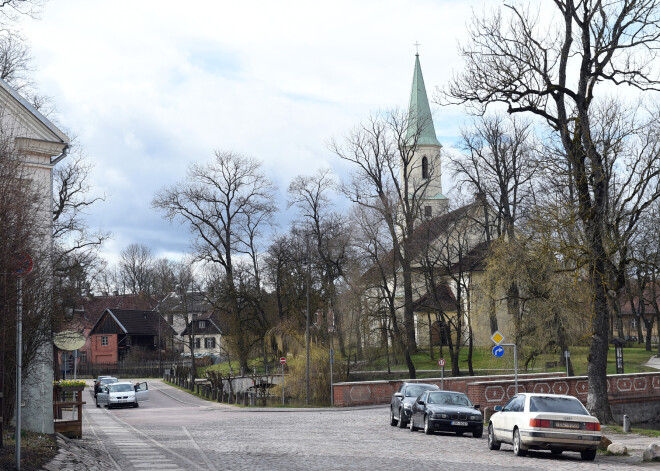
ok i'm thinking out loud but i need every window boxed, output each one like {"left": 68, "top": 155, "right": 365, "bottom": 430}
{"left": 78, "top": 351, "right": 87, "bottom": 363}
{"left": 422, "top": 156, "right": 429, "bottom": 179}
{"left": 205, "top": 338, "right": 216, "bottom": 349}
{"left": 631, "top": 318, "right": 637, "bottom": 329}
{"left": 425, "top": 206, "right": 432, "bottom": 218}
{"left": 194, "top": 338, "right": 201, "bottom": 349}
{"left": 101, "top": 336, "right": 108, "bottom": 346}
{"left": 199, "top": 320, "right": 206, "bottom": 329}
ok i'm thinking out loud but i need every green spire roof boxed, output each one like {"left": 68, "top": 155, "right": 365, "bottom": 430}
{"left": 406, "top": 54, "right": 441, "bottom": 147}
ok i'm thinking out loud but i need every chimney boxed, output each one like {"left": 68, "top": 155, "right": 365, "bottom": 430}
{"left": 113, "top": 290, "right": 119, "bottom": 296}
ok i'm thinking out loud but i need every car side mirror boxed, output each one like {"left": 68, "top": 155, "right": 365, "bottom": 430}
{"left": 418, "top": 400, "right": 425, "bottom": 405}
{"left": 494, "top": 405, "right": 503, "bottom": 412}
{"left": 394, "top": 393, "right": 403, "bottom": 398}
{"left": 474, "top": 404, "right": 480, "bottom": 409}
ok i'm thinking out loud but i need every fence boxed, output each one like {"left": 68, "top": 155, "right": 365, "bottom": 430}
{"left": 74, "top": 361, "right": 173, "bottom": 379}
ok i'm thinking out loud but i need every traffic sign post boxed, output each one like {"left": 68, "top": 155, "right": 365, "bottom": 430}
{"left": 490, "top": 332, "right": 518, "bottom": 394}
{"left": 280, "top": 357, "right": 286, "bottom": 405}
{"left": 438, "top": 359, "right": 445, "bottom": 389}
{"left": 14, "top": 253, "right": 32, "bottom": 471}
{"left": 330, "top": 349, "right": 334, "bottom": 405}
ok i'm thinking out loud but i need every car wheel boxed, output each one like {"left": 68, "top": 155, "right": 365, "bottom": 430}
{"left": 410, "top": 417, "right": 418, "bottom": 432}
{"left": 473, "top": 426, "right": 483, "bottom": 438}
{"left": 580, "top": 449, "right": 596, "bottom": 461}
{"left": 397, "top": 409, "right": 407, "bottom": 428}
{"left": 550, "top": 449, "right": 562, "bottom": 455}
{"left": 487, "top": 423, "right": 500, "bottom": 450}
{"left": 390, "top": 408, "right": 398, "bottom": 426}
{"left": 133, "top": 401, "right": 139, "bottom": 408}
{"left": 424, "top": 415, "right": 433, "bottom": 435}
{"left": 513, "top": 428, "right": 526, "bottom": 457}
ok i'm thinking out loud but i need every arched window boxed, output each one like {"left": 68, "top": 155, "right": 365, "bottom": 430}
{"left": 421, "top": 156, "right": 429, "bottom": 179}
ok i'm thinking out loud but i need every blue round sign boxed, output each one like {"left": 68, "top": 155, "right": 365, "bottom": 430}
{"left": 492, "top": 345, "right": 505, "bottom": 357}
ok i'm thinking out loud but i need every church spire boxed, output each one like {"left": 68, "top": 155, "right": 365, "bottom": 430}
{"left": 406, "top": 53, "right": 441, "bottom": 147}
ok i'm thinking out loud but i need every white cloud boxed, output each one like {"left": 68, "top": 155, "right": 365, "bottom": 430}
{"left": 20, "top": 0, "right": 499, "bottom": 265}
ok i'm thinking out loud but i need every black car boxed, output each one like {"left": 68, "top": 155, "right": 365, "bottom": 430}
{"left": 409, "top": 390, "right": 483, "bottom": 437}
{"left": 390, "top": 382, "right": 439, "bottom": 428}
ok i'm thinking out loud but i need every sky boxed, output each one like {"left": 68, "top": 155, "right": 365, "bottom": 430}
{"left": 19, "top": 0, "right": 500, "bottom": 266}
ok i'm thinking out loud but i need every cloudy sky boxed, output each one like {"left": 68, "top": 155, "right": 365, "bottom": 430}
{"left": 20, "top": 0, "right": 497, "bottom": 266}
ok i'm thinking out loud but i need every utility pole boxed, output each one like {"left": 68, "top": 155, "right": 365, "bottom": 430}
{"left": 305, "top": 238, "right": 310, "bottom": 406}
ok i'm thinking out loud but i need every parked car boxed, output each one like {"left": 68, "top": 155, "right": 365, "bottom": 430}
{"left": 390, "top": 382, "right": 439, "bottom": 428}
{"left": 487, "top": 393, "right": 601, "bottom": 461}
{"left": 93, "top": 376, "right": 118, "bottom": 399}
{"left": 96, "top": 381, "right": 149, "bottom": 409}
{"left": 409, "top": 390, "right": 483, "bottom": 437}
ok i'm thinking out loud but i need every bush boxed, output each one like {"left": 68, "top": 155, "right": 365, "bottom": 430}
{"left": 272, "top": 343, "right": 344, "bottom": 404}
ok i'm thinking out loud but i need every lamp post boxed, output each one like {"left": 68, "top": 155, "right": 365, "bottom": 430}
{"left": 303, "top": 250, "right": 310, "bottom": 406}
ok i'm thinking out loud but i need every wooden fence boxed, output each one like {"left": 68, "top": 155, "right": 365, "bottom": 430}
{"left": 73, "top": 361, "right": 172, "bottom": 378}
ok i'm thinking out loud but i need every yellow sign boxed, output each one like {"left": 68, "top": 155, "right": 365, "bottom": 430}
{"left": 491, "top": 331, "right": 504, "bottom": 345}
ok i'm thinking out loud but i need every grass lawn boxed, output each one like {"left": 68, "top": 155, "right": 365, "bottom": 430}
{"left": 359, "top": 345, "right": 657, "bottom": 377}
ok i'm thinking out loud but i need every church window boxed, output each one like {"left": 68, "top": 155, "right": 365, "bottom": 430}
{"left": 422, "top": 156, "right": 429, "bottom": 179}
{"left": 425, "top": 206, "right": 432, "bottom": 218}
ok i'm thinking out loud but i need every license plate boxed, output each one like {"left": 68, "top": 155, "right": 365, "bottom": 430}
{"left": 555, "top": 421, "right": 579, "bottom": 429}
{"left": 451, "top": 421, "right": 468, "bottom": 426}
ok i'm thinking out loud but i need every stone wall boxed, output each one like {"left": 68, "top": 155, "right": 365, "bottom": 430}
{"left": 334, "top": 372, "right": 660, "bottom": 422}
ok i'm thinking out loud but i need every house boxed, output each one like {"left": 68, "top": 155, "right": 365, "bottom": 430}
{"left": 180, "top": 313, "right": 223, "bottom": 363}
{"left": 0, "top": 77, "right": 70, "bottom": 433}
{"left": 60, "top": 292, "right": 162, "bottom": 368}
{"left": 158, "top": 291, "right": 214, "bottom": 351}
{"left": 88, "top": 308, "right": 176, "bottom": 364}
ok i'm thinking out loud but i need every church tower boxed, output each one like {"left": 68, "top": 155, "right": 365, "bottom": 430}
{"left": 404, "top": 52, "right": 447, "bottom": 218}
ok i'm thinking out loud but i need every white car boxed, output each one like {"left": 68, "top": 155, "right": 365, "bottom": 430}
{"left": 487, "top": 393, "right": 601, "bottom": 461}
{"left": 97, "top": 381, "right": 149, "bottom": 409}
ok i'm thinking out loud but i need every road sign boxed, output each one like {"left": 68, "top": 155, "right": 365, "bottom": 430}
{"left": 280, "top": 357, "right": 286, "bottom": 365}
{"left": 15, "top": 253, "right": 33, "bottom": 277}
{"left": 438, "top": 359, "right": 445, "bottom": 367}
{"left": 492, "top": 345, "right": 505, "bottom": 357}
{"left": 491, "top": 331, "right": 504, "bottom": 345}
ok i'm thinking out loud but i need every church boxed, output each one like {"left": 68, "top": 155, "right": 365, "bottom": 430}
{"left": 361, "top": 52, "right": 511, "bottom": 355}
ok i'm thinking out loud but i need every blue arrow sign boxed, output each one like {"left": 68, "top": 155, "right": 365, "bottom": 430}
{"left": 492, "top": 345, "right": 505, "bottom": 358}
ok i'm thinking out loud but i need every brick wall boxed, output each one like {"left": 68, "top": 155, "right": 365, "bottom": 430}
{"left": 333, "top": 372, "right": 566, "bottom": 407}
{"left": 333, "top": 372, "right": 660, "bottom": 421}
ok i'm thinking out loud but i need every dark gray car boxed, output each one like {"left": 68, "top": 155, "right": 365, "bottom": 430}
{"left": 390, "top": 382, "right": 439, "bottom": 428}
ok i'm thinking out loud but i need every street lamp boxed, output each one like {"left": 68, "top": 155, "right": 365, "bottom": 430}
{"left": 302, "top": 249, "right": 310, "bottom": 406}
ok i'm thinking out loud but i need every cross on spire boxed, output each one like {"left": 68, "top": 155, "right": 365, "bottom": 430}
{"left": 413, "top": 41, "right": 421, "bottom": 55}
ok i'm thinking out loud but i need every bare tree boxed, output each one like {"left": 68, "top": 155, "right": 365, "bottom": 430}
{"left": 118, "top": 243, "right": 155, "bottom": 295}
{"left": 288, "top": 168, "right": 351, "bottom": 354}
{"left": 332, "top": 110, "right": 440, "bottom": 378}
{"left": 153, "top": 150, "right": 276, "bottom": 372}
{"left": 444, "top": 0, "right": 660, "bottom": 422}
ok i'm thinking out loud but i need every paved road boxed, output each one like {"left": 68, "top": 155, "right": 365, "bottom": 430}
{"left": 80, "top": 380, "right": 653, "bottom": 470}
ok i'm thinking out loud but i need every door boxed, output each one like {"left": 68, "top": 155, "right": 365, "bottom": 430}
{"left": 96, "top": 386, "right": 110, "bottom": 406}
{"left": 135, "top": 382, "right": 149, "bottom": 403}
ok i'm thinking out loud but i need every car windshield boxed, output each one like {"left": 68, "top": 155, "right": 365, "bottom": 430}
{"left": 405, "top": 385, "right": 435, "bottom": 397}
{"left": 529, "top": 396, "right": 589, "bottom": 415}
{"left": 101, "top": 378, "right": 118, "bottom": 384}
{"left": 427, "top": 392, "right": 472, "bottom": 406}
{"left": 108, "top": 384, "right": 133, "bottom": 393}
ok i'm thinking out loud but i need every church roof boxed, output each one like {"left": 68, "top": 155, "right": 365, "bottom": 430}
{"left": 406, "top": 54, "right": 441, "bottom": 147}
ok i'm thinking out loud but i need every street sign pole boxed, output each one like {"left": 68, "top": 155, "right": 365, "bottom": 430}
{"left": 281, "top": 362, "right": 284, "bottom": 406}
{"left": 16, "top": 276, "right": 22, "bottom": 471}
{"left": 15, "top": 253, "right": 32, "bottom": 471}
{"left": 330, "top": 348, "right": 334, "bottom": 405}
{"left": 438, "top": 359, "right": 446, "bottom": 390}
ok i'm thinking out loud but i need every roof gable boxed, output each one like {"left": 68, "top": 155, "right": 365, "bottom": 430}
{"left": 0, "top": 77, "right": 69, "bottom": 146}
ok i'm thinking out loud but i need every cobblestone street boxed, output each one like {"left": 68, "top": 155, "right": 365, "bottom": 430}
{"left": 45, "top": 380, "right": 657, "bottom": 471}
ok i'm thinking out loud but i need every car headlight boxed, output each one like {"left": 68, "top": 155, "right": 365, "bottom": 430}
{"left": 470, "top": 415, "right": 481, "bottom": 421}
{"left": 403, "top": 403, "right": 412, "bottom": 409}
{"left": 434, "top": 413, "right": 449, "bottom": 419}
